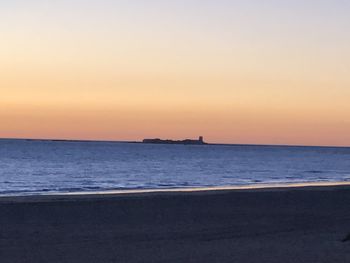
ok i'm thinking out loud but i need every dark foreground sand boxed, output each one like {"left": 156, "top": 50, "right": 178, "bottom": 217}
{"left": 1, "top": 186, "right": 350, "bottom": 263}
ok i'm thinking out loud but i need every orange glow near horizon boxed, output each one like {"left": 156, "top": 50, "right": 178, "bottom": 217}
{"left": 1, "top": 1, "right": 350, "bottom": 146}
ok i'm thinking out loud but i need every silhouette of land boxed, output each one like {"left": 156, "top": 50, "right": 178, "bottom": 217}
{"left": 143, "top": 136, "right": 207, "bottom": 145}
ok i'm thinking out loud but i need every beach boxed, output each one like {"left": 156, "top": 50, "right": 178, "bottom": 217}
{"left": 1, "top": 185, "right": 350, "bottom": 262}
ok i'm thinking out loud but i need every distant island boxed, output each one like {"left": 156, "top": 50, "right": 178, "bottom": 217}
{"left": 143, "top": 136, "right": 207, "bottom": 145}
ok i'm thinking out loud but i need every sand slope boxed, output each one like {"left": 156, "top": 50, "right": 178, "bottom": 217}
{"left": 1, "top": 186, "right": 350, "bottom": 262}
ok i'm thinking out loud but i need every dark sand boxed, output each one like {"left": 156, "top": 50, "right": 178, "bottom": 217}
{"left": 1, "top": 186, "right": 350, "bottom": 262}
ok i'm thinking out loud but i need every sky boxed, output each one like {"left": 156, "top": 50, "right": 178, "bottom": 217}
{"left": 1, "top": 0, "right": 350, "bottom": 146}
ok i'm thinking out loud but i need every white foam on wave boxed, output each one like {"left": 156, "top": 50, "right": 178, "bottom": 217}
{"left": 55, "top": 181, "right": 350, "bottom": 196}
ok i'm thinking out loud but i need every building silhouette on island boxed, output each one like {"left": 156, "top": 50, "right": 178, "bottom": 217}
{"left": 143, "top": 136, "right": 207, "bottom": 145}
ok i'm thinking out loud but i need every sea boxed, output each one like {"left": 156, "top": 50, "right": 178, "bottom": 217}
{"left": 0, "top": 139, "right": 350, "bottom": 196}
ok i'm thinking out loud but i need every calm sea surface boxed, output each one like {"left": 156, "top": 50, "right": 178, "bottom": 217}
{"left": 0, "top": 139, "right": 350, "bottom": 196}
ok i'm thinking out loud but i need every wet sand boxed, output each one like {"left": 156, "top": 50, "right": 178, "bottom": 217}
{"left": 1, "top": 185, "right": 350, "bottom": 262}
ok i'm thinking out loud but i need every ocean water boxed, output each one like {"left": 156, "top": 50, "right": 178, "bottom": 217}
{"left": 0, "top": 139, "right": 350, "bottom": 196}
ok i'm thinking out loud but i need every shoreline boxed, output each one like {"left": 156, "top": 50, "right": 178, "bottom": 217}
{"left": 1, "top": 181, "right": 350, "bottom": 200}
{"left": 0, "top": 182, "right": 350, "bottom": 204}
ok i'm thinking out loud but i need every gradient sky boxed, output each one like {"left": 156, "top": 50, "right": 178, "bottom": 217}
{"left": 1, "top": 0, "right": 350, "bottom": 146}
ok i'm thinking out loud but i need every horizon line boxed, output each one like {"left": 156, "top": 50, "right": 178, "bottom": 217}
{"left": 0, "top": 137, "right": 349, "bottom": 149}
